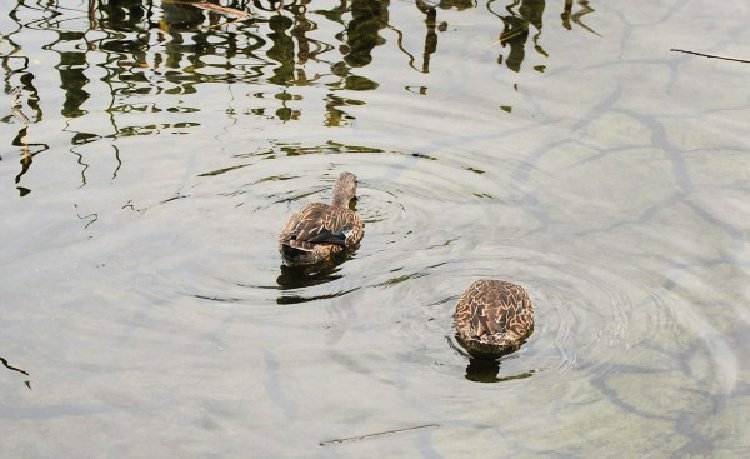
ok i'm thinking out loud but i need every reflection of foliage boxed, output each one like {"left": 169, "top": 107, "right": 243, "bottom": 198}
{"left": 57, "top": 32, "right": 90, "bottom": 118}
{"left": 3, "top": 3, "right": 47, "bottom": 196}
{"left": 2, "top": 0, "right": 599, "bottom": 193}
{"left": 274, "top": 90, "right": 301, "bottom": 121}
{"left": 493, "top": 0, "right": 546, "bottom": 73}
{"left": 439, "top": 0, "right": 474, "bottom": 11}
{"left": 345, "top": 0, "right": 389, "bottom": 68}
{"left": 490, "top": 0, "right": 597, "bottom": 73}
{"left": 324, "top": 94, "right": 364, "bottom": 127}
{"left": 561, "top": 0, "right": 599, "bottom": 36}
{"left": 267, "top": 14, "right": 296, "bottom": 85}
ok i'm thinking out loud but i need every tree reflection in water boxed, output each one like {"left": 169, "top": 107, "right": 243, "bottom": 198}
{"left": 2, "top": 0, "right": 597, "bottom": 194}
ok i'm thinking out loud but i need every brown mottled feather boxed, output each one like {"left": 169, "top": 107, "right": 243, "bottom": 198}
{"left": 454, "top": 279, "right": 534, "bottom": 358}
{"left": 279, "top": 174, "right": 364, "bottom": 265}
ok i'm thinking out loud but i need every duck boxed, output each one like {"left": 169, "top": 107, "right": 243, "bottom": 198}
{"left": 279, "top": 172, "right": 364, "bottom": 266}
{"left": 454, "top": 279, "right": 534, "bottom": 358}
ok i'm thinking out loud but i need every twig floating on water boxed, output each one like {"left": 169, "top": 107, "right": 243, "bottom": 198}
{"left": 1, "top": 356, "right": 31, "bottom": 390}
{"left": 670, "top": 48, "right": 750, "bottom": 64}
{"left": 320, "top": 423, "right": 439, "bottom": 446}
{"left": 192, "top": 2, "right": 251, "bottom": 20}
{"left": 0, "top": 357, "right": 29, "bottom": 376}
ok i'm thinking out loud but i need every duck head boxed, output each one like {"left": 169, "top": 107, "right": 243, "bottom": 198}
{"left": 331, "top": 172, "right": 357, "bottom": 208}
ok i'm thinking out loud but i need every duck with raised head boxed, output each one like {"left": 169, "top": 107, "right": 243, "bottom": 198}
{"left": 454, "top": 279, "right": 534, "bottom": 358}
{"left": 279, "top": 172, "right": 364, "bottom": 266}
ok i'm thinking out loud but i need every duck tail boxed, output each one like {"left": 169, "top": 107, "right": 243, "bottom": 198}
{"left": 283, "top": 239, "right": 315, "bottom": 252}
{"left": 280, "top": 243, "right": 311, "bottom": 257}
{"left": 280, "top": 241, "right": 322, "bottom": 266}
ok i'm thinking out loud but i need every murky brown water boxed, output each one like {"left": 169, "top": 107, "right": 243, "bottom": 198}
{"left": 2, "top": 0, "right": 750, "bottom": 456}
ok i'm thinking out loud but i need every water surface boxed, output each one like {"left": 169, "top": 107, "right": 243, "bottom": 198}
{"left": 2, "top": 0, "right": 750, "bottom": 456}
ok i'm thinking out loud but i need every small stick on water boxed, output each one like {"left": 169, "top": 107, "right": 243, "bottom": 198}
{"left": 670, "top": 48, "right": 750, "bottom": 64}
{"left": 1, "top": 356, "right": 31, "bottom": 390}
{"left": 320, "top": 423, "right": 439, "bottom": 446}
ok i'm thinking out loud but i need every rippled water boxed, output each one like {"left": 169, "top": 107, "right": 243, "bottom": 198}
{"left": 2, "top": 0, "right": 750, "bottom": 456}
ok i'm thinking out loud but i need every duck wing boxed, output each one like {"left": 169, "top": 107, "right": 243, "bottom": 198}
{"left": 280, "top": 203, "right": 362, "bottom": 248}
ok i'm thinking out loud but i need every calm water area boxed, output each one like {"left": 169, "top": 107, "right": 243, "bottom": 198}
{"left": 2, "top": 0, "right": 750, "bottom": 456}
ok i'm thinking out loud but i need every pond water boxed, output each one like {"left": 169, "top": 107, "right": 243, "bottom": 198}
{"left": 2, "top": 0, "right": 750, "bottom": 456}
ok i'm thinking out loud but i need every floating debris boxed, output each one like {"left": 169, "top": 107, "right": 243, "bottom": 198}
{"left": 320, "top": 424, "right": 439, "bottom": 446}
{"left": 670, "top": 48, "right": 750, "bottom": 64}
{"left": 191, "top": 2, "right": 251, "bottom": 20}
{"left": 1, "top": 356, "right": 31, "bottom": 390}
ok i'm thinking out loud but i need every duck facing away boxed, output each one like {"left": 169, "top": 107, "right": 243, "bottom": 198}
{"left": 279, "top": 172, "right": 364, "bottom": 266}
{"left": 454, "top": 280, "right": 534, "bottom": 358}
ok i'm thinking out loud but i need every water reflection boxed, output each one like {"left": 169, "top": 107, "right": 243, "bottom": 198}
{"left": 276, "top": 261, "right": 343, "bottom": 290}
{"left": 464, "top": 357, "right": 501, "bottom": 382}
{"left": 345, "top": 0, "right": 388, "bottom": 68}
{"left": 464, "top": 357, "right": 535, "bottom": 383}
{"left": 56, "top": 32, "right": 90, "bottom": 118}
{"left": 561, "top": 0, "right": 597, "bottom": 35}
{"left": 3, "top": 0, "right": 597, "bottom": 194}
{"left": 447, "top": 331, "right": 536, "bottom": 383}
{"left": 276, "top": 260, "right": 361, "bottom": 305}
{"left": 493, "top": 0, "right": 547, "bottom": 73}
{"left": 2, "top": 4, "right": 45, "bottom": 195}
{"left": 6, "top": 89, "right": 47, "bottom": 196}
{"left": 489, "top": 0, "right": 596, "bottom": 73}
{"left": 414, "top": 0, "right": 437, "bottom": 73}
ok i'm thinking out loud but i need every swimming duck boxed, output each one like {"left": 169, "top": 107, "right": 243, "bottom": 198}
{"left": 454, "top": 279, "right": 534, "bottom": 358}
{"left": 279, "top": 172, "right": 364, "bottom": 266}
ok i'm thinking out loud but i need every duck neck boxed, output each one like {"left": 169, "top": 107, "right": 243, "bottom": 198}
{"left": 331, "top": 192, "right": 351, "bottom": 209}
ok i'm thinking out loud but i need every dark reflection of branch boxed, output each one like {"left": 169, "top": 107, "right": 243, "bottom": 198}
{"left": 88, "top": 0, "right": 97, "bottom": 26}
{"left": 70, "top": 145, "right": 90, "bottom": 188}
{"left": 570, "top": 0, "right": 599, "bottom": 36}
{"left": 488, "top": 0, "right": 546, "bottom": 73}
{"left": 112, "top": 145, "right": 122, "bottom": 180}
{"left": 386, "top": 24, "right": 419, "bottom": 72}
{"left": 4, "top": 3, "right": 56, "bottom": 197}
{"left": 2, "top": 11, "right": 24, "bottom": 95}
{"left": 415, "top": 0, "right": 438, "bottom": 73}
{"left": 3, "top": 4, "right": 43, "bottom": 123}
{"left": 562, "top": 0, "right": 600, "bottom": 36}
{"left": 74, "top": 203, "right": 98, "bottom": 229}
{"left": 11, "top": 125, "right": 50, "bottom": 196}
{"left": 561, "top": 0, "right": 572, "bottom": 29}
{"left": 486, "top": 0, "right": 598, "bottom": 77}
